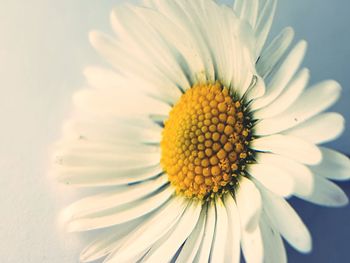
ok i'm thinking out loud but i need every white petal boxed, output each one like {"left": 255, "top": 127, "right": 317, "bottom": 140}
{"left": 251, "top": 134, "right": 322, "bottom": 165}
{"left": 106, "top": 197, "right": 187, "bottom": 262}
{"left": 175, "top": 208, "right": 206, "bottom": 263}
{"left": 224, "top": 194, "right": 241, "bottom": 263}
{"left": 62, "top": 116, "right": 162, "bottom": 145}
{"left": 311, "top": 147, "right": 350, "bottom": 181}
{"left": 284, "top": 113, "right": 345, "bottom": 145}
{"left": 254, "top": 0, "right": 277, "bottom": 56}
{"left": 67, "top": 186, "right": 173, "bottom": 232}
{"left": 234, "top": 0, "right": 259, "bottom": 28}
{"left": 254, "top": 68, "right": 310, "bottom": 119}
{"left": 252, "top": 40, "right": 307, "bottom": 110}
{"left": 79, "top": 220, "right": 141, "bottom": 262}
{"left": 260, "top": 188, "right": 312, "bottom": 253}
{"left": 235, "top": 177, "right": 262, "bottom": 231}
{"left": 111, "top": 5, "right": 191, "bottom": 90}
{"left": 210, "top": 199, "right": 228, "bottom": 263}
{"left": 73, "top": 87, "right": 171, "bottom": 117}
{"left": 256, "top": 27, "right": 294, "bottom": 78}
{"left": 255, "top": 80, "right": 342, "bottom": 135}
{"left": 241, "top": 226, "right": 263, "bottom": 263}
{"left": 83, "top": 66, "right": 126, "bottom": 89}
{"left": 138, "top": 0, "right": 213, "bottom": 83}
{"left": 248, "top": 163, "right": 294, "bottom": 197}
{"left": 62, "top": 176, "right": 168, "bottom": 220}
{"left": 259, "top": 212, "right": 287, "bottom": 263}
{"left": 297, "top": 175, "right": 348, "bottom": 207}
{"left": 89, "top": 31, "right": 180, "bottom": 104}
{"left": 194, "top": 202, "right": 216, "bottom": 263}
{"left": 256, "top": 153, "right": 314, "bottom": 196}
{"left": 55, "top": 165, "right": 163, "bottom": 187}
{"left": 144, "top": 202, "right": 202, "bottom": 263}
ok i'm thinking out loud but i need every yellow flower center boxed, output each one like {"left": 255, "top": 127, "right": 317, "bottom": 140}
{"left": 161, "top": 82, "right": 252, "bottom": 200}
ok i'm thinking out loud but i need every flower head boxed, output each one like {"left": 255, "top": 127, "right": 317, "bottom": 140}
{"left": 53, "top": 0, "right": 350, "bottom": 262}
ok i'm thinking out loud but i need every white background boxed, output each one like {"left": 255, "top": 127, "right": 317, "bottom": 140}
{"left": 0, "top": 0, "right": 349, "bottom": 262}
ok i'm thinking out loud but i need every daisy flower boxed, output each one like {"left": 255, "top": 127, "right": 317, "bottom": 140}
{"left": 52, "top": 0, "right": 350, "bottom": 262}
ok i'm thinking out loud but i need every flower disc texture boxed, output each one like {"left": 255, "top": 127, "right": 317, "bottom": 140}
{"left": 52, "top": 0, "right": 350, "bottom": 262}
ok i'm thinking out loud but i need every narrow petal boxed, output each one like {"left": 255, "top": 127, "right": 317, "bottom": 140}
{"left": 67, "top": 186, "right": 174, "bottom": 232}
{"left": 251, "top": 134, "right": 322, "bottom": 165}
{"left": 297, "top": 175, "right": 348, "bottom": 207}
{"left": 255, "top": 0, "right": 277, "bottom": 56}
{"left": 254, "top": 68, "right": 309, "bottom": 119}
{"left": 62, "top": 176, "right": 168, "bottom": 220}
{"left": 260, "top": 188, "right": 312, "bottom": 253}
{"left": 105, "top": 197, "right": 187, "bottom": 262}
{"left": 259, "top": 212, "right": 287, "bottom": 263}
{"left": 176, "top": 208, "right": 206, "bottom": 263}
{"left": 255, "top": 80, "right": 342, "bottom": 135}
{"left": 235, "top": 177, "right": 262, "bottom": 231}
{"left": 248, "top": 163, "right": 294, "bottom": 197}
{"left": 311, "top": 147, "right": 350, "bottom": 181}
{"left": 252, "top": 40, "right": 307, "bottom": 110}
{"left": 55, "top": 165, "right": 163, "bottom": 187}
{"left": 210, "top": 199, "right": 229, "bottom": 263}
{"left": 256, "top": 27, "right": 294, "bottom": 78}
{"left": 144, "top": 202, "right": 202, "bottom": 263}
{"left": 224, "top": 194, "right": 241, "bottom": 263}
{"left": 194, "top": 202, "right": 216, "bottom": 262}
{"left": 284, "top": 113, "right": 345, "bottom": 144}
{"left": 235, "top": 0, "right": 259, "bottom": 28}
{"left": 73, "top": 86, "right": 171, "bottom": 117}
{"left": 79, "top": 220, "right": 141, "bottom": 262}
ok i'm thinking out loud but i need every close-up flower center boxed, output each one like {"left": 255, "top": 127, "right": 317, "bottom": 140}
{"left": 161, "top": 82, "right": 254, "bottom": 200}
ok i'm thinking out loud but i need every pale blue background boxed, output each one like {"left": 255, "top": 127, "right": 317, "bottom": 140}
{"left": 0, "top": 0, "right": 349, "bottom": 262}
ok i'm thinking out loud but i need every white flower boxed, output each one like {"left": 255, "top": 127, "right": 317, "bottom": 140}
{"left": 52, "top": 0, "right": 350, "bottom": 262}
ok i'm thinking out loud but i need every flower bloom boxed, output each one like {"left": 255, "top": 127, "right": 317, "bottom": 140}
{"left": 52, "top": 0, "right": 350, "bottom": 262}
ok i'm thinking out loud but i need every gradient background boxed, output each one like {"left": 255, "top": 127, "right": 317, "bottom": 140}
{"left": 0, "top": 0, "right": 349, "bottom": 262}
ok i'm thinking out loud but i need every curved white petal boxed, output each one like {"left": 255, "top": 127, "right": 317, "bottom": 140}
{"left": 235, "top": 177, "right": 262, "bottom": 231}
{"left": 176, "top": 208, "right": 206, "bottom": 263}
{"left": 105, "top": 197, "right": 187, "bottom": 262}
{"left": 234, "top": 0, "right": 259, "bottom": 29}
{"left": 62, "top": 116, "right": 162, "bottom": 145}
{"left": 256, "top": 27, "right": 294, "bottom": 78}
{"left": 252, "top": 40, "right": 307, "bottom": 110}
{"left": 55, "top": 165, "right": 163, "bottom": 187}
{"left": 73, "top": 87, "right": 171, "bottom": 117}
{"left": 210, "top": 199, "right": 228, "bottom": 263}
{"left": 194, "top": 202, "right": 216, "bottom": 263}
{"left": 62, "top": 176, "right": 168, "bottom": 220}
{"left": 260, "top": 188, "right": 312, "bottom": 253}
{"left": 224, "top": 194, "right": 241, "bottom": 263}
{"left": 111, "top": 5, "right": 191, "bottom": 90}
{"left": 251, "top": 134, "right": 322, "bottom": 165}
{"left": 67, "top": 186, "right": 173, "bottom": 232}
{"left": 79, "top": 220, "right": 141, "bottom": 262}
{"left": 256, "top": 153, "right": 314, "bottom": 196}
{"left": 255, "top": 80, "right": 342, "bottom": 135}
{"left": 90, "top": 31, "right": 181, "bottom": 104}
{"left": 248, "top": 163, "right": 294, "bottom": 197}
{"left": 254, "top": 0, "right": 277, "bottom": 56}
{"left": 284, "top": 112, "right": 345, "bottom": 144}
{"left": 311, "top": 147, "right": 350, "bottom": 181}
{"left": 297, "top": 175, "right": 348, "bottom": 207}
{"left": 241, "top": 226, "right": 263, "bottom": 263}
{"left": 144, "top": 202, "right": 202, "bottom": 263}
{"left": 83, "top": 66, "right": 126, "bottom": 89}
{"left": 254, "top": 68, "right": 309, "bottom": 119}
{"left": 259, "top": 212, "right": 287, "bottom": 263}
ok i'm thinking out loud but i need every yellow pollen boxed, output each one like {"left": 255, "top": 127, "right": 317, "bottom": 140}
{"left": 161, "top": 82, "right": 251, "bottom": 200}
